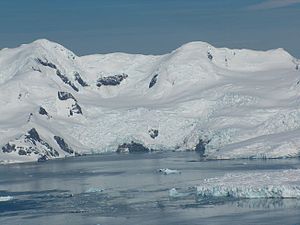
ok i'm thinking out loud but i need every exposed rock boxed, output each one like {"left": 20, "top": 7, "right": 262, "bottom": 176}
{"left": 117, "top": 141, "right": 150, "bottom": 153}
{"left": 27, "top": 113, "right": 33, "bottom": 122}
{"left": 2, "top": 143, "right": 16, "bottom": 153}
{"left": 149, "top": 74, "right": 158, "bottom": 88}
{"left": 96, "top": 73, "right": 128, "bottom": 87}
{"left": 41, "top": 141, "right": 59, "bottom": 157}
{"left": 70, "top": 103, "right": 82, "bottom": 115}
{"left": 207, "top": 52, "right": 213, "bottom": 61}
{"left": 36, "top": 58, "right": 57, "bottom": 69}
{"left": 56, "top": 70, "right": 79, "bottom": 92}
{"left": 39, "top": 106, "right": 49, "bottom": 117}
{"left": 195, "top": 139, "right": 210, "bottom": 156}
{"left": 296, "top": 65, "right": 299, "bottom": 70}
{"left": 32, "top": 66, "right": 41, "bottom": 72}
{"left": 74, "top": 72, "right": 89, "bottom": 87}
{"left": 2, "top": 128, "right": 60, "bottom": 159}
{"left": 54, "top": 136, "right": 74, "bottom": 154}
{"left": 25, "top": 128, "right": 59, "bottom": 157}
{"left": 25, "top": 128, "right": 41, "bottom": 144}
{"left": 57, "top": 91, "right": 77, "bottom": 101}
{"left": 57, "top": 92, "right": 82, "bottom": 116}
{"left": 36, "top": 58, "right": 79, "bottom": 92}
{"left": 148, "top": 129, "right": 159, "bottom": 139}
{"left": 18, "top": 149, "right": 27, "bottom": 155}
{"left": 38, "top": 155, "right": 48, "bottom": 162}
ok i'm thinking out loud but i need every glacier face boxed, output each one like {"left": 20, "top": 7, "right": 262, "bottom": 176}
{"left": 0, "top": 39, "right": 300, "bottom": 163}
{"left": 196, "top": 169, "right": 300, "bottom": 199}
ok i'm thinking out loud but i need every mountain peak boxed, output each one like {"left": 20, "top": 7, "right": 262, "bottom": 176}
{"left": 175, "top": 41, "right": 293, "bottom": 57}
{"left": 29, "top": 39, "right": 76, "bottom": 57}
{"left": 32, "top": 38, "right": 55, "bottom": 46}
{"left": 1, "top": 39, "right": 300, "bottom": 163}
{"left": 176, "top": 41, "right": 213, "bottom": 51}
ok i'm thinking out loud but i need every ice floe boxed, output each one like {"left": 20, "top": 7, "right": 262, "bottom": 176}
{"left": 158, "top": 168, "right": 181, "bottom": 175}
{"left": 85, "top": 187, "right": 104, "bottom": 193}
{"left": 0, "top": 196, "right": 14, "bottom": 202}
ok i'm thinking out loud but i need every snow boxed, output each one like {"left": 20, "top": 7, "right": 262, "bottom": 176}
{"left": 0, "top": 39, "right": 300, "bottom": 163}
{"left": 196, "top": 169, "right": 300, "bottom": 199}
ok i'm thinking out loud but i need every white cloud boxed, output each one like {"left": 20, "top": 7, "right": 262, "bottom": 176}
{"left": 248, "top": 0, "right": 300, "bottom": 10}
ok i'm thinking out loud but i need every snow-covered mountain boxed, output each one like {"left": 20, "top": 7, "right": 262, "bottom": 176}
{"left": 1, "top": 39, "right": 300, "bottom": 163}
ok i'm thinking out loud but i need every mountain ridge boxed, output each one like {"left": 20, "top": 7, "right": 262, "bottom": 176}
{"left": 0, "top": 39, "right": 300, "bottom": 164}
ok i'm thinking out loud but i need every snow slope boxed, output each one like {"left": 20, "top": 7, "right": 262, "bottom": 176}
{"left": 0, "top": 39, "right": 300, "bottom": 163}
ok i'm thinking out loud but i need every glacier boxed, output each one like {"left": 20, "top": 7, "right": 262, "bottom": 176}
{"left": 0, "top": 39, "right": 300, "bottom": 163}
{"left": 196, "top": 169, "right": 300, "bottom": 199}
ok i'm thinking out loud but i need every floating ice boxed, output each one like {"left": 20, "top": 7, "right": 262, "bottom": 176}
{"left": 158, "top": 168, "right": 181, "bottom": 175}
{"left": 85, "top": 187, "right": 104, "bottom": 193}
{"left": 169, "top": 188, "right": 191, "bottom": 198}
{"left": 196, "top": 169, "right": 300, "bottom": 199}
{"left": 169, "top": 188, "right": 181, "bottom": 197}
{"left": 0, "top": 196, "right": 13, "bottom": 202}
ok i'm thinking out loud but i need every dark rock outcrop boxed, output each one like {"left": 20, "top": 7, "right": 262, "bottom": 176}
{"left": 25, "top": 128, "right": 59, "bottom": 157}
{"left": 25, "top": 128, "right": 41, "bottom": 144}
{"left": 36, "top": 58, "right": 79, "bottom": 92}
{"left": 74, "top": 72, "right": 89, "bottom": 87}
{"left": 54, "top": 136, "right": 74, "bottom": 154}
{"left": 117, "top": 141, "right": 150, "bottom": 153}
{"left": 69, "top": 103, "right": 82, "bottom": 116}
{"left": 58, "top": 91, "right": 77, "bottom": 101}
{"left": 18, "top": 149, "right": 27, "bottom": 155}
{"left": 56, "top": 70, "right": 79, "bottom": 92}
{"left": 38, "top": 155, "right": 48, "bottom": 162}
{"left": 195, "top": 139, "right": 210, "bottom": 156}
{"left": 27, "top": 113, "right": 33, "bottom": 122}
{"left": 148, "top": 129, "right": 159, "bottom": 139}
{"left": 57, "top": 92, "right": 82, "bottom": 116}
{"left": 2, "top": 128, "right": 59, "bottom": 159}
{"left": 149, "top": 74, "right": 158, "bottom": 88}
{"left": 41, "top": 141, "right": 59, "bottom": 157}
{"left": 207, "top": 52, "right": 213, "bottom": 61}
{"left": 39, "top": 106, "right": 49, "bottom": 117}
{"left": 32, "top": 66, "right": 41, "bottom": 73}
{"left": 2, "top": 143, "right": 16, "bottom": 153}
{"left": 36, "top": 58, "right": 57, "bottom": 69}
{"left": 96, "top": 73, "right": 128, "bottom": 87}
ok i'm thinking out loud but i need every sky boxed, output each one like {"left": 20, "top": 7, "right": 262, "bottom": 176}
{"left": 0, "top": 0, "right": 300, "bottom": 57}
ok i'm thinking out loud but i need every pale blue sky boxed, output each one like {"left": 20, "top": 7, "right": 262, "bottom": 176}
{"left": 0, "top": 0, "right": 299, "bottom": 57}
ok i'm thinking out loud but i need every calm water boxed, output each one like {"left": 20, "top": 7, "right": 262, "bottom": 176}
{"left": 0, "top": 152, "right": 300, "bottom": 225}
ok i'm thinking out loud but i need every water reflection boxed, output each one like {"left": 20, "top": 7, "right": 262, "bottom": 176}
{"left": 1, "top": 152, "right": 300, "bottom": 225}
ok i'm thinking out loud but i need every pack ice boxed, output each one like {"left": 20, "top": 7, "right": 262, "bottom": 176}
{"left": 0, "top": 39, "right": 300, "bottom": 163}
